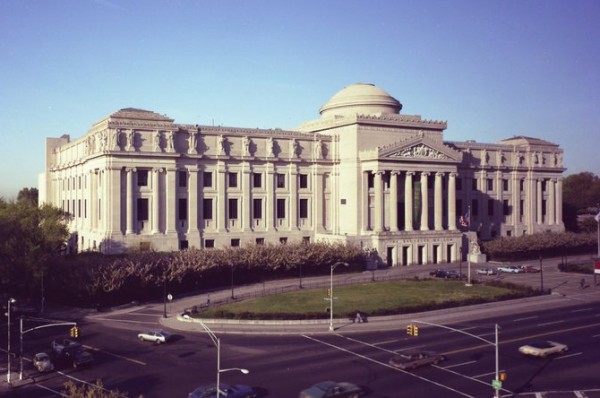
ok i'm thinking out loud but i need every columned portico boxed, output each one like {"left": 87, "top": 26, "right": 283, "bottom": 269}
{"left": 420, "top": 172, "right": 430, "bottom": 231}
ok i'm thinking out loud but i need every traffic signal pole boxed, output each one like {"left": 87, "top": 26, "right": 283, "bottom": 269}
{"left": 19, "top": 320, "right": 77, "bottom": 380}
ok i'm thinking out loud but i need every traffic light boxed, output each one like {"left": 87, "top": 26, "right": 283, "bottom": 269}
{"left": 70, "top": 326, "right": 79, "bottom": 338}
{"left": 406, "top": 324, "right": 414, "bottom": 336}
{"left": 327, "top": 288, "right": 331, "bottom": 297}
{"left": 499, "top": 372, "right": 507, "bottom": 381}
{"left": 413, "top": 325, "right": 419, "bottom": 336}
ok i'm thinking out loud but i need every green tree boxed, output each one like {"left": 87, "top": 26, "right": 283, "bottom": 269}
{"left": 0, "top": 199, "right": 70, "bottom": 296}
{"left": 17, "top": 187, "right": 38, "bottom": 206}
{"left": 62, "top": 380, "right": 130, "bottom": 398}
{"left": 562, "top": 172, "right": 600, "bottom": 231}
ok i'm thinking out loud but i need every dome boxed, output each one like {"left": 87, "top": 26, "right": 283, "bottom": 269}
{"left": 319, "top": 83, "right": 402, "bottom": 117}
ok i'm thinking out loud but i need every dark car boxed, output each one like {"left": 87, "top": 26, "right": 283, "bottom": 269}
{"left": 429, "top": 269, "right": 449, "bottom": 278}
{"left": 50, "top": 339, "right": 93, "bottom": 369}
{"left": 519, "top": 265, "right": 541, "bottom": 273}
{"left": 188, "top": 383, "right": 257, "bottom": 398}
{"left": 299, "top": 381, "right": 363, "bottom": 398}
{"left": 388, "top": 351, "right": 446, "bottom": 370}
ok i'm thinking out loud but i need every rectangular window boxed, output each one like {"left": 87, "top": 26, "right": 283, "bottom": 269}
{"left": 228, "top": 198, "right": 238, "bottom": 219}
{"left": 299, "top": 173, "right": 308, "bottom": 189}
{"left": 367, "top": 173, "right": 374, "bottom": 189}
{"left": 503, "top": 179, "right": 509, "bottom": 191}
{"left": 228, "top": 172, "right": 238, "bottom": 188}
{"left": 78, "top": 199, "right": 81, "bottom": 217}
{"left": 276, "top": 173, "right": 286, "bottom": 188}
{"left": 520, "top": 179, "right": 525, "bottom": 192}
{"left": 203, "top": 172, "right": 213, "bottom": 188}
{"left": 520, "top": 199, "right": 524, "bottom": 216}
{"left": 253, "top": 198, "right": 262, "bottom": 219}
{"left": 138, "top": 170, "right": 149, "bottom": 186}
{"left": 98, "top": 198, "right": 101, "bottom": 220}
{"left": 203, "top": 198, "right": 213, "bottom": 220}
{"left": 178, "top": 198, "right": 187, "bottom": 220}
{"left": 302, "top": 236, "right": 310, "bottom": 244}
{"left": 456, "top": 199, "right": 463, "bottom": 215}
{"left": 471, "top": 199, "right": 479, "bottom": 216}
{"left": 299, "top": 198, "right": 309, "bottom": 218}
{"left": 487, "top": 178, "right": 493, "bottom": 191}
{"left": 503, "top": 199, "right": 510, "bottom": 215}
{"left": 456, "top": 177, "right": 462, "bottom": 191}
{"left": 231, "top": 238, "right": 240, "bottom": 247}
{"left": 84, "top": 199, "right": 87, "bottom": 218}
{"left": 471, "top": 178, "right": 477, "bottom": 191}
{"left": 276, "top": 198, "right": 286, "bottom": 219}
{"left": 179, "top": 171, "right": 187, "bottom": 188}
{"left": 488, "top": 199, "right": 494, "bottom": 216}
{"left": 137, "top": 198, "right": 149, "bottom": 221}
{"left": 205, "top": 239, "right": 214, "bottom": 248}
{"left": 256, "top": 238, "right": 264, "bottom": 245}
{"left": 253, "top": 173, "right": 262, "bottom": 188}
{"left": 279, "top": 237, "right": 287, "bottom": 244}
{"left": 78, "top": 176, "right": 81, "bottom": 189}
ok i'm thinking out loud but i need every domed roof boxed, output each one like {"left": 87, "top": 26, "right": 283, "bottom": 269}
{"left": 319, "top": 83, "right": 402, "bottom": 117}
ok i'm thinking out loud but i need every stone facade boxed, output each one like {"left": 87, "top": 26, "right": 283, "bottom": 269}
{"left": 39, "top": 84, "right": 565, "bottom": 266}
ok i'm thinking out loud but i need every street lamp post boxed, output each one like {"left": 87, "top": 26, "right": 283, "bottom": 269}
{"left": 329, "top": 261, "right": 349, "bottom": 332}
{"left": 6, "top": 298, "right": 16, "bottom": 383}
{"left": 539, "top": 255, "right": 544, "bottom": 292}
{"left": 196, "top": 319, "right": 249, "bottom": 398}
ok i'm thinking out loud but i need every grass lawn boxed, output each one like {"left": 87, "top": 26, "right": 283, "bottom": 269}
{"left": 196, "top": 280, "right": 531, "bottom": 319}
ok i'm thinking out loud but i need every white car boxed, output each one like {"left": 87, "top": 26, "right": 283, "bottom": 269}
{"left": 137, "top": 330, "right": 172, "bottom": 344}
{"left": 519, "top": 341, "right": 568, "bottom": 357}
{"left": 497, "top": 265, "right": 523, "bottom": 273}
{"left": 33, "top": 352, "right": 54, "bottom": 372}
{"left": 476, "top": 267, "right": 497, "bottom": 276}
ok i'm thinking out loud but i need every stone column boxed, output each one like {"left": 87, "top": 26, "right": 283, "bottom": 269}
{"left": 90, "top": 170, "right": 97, "bottom": 231}
{"left": 448, "top": 172, "right": 457, "bottom": 230}
{"left": 390, "top": 171, "right": 399, "bottom": 232}
{"left": 537, "top": 179, "right": 543, "bottom": 224}
{"left": 434, "top": 172, "right": 443, "bottom": 231}
{"left": 548, "top": 178, "right": 556, "bottom": 225}
{"left": 362, "top": 171, "right": 370, "bottom": 232}
{"left": 166, "top": 167, "right": 177, "bottom": 234}
{"left": 188, "top": 167, "right": 199, "bottom": 234}
{"left": 404, "top": 171, "right": 414, "bottom": 231}
{"left": 420, "top": 172, "right": 430, "bottom": 231}
{"left": 242, "top": 166, "right": 251, "bottom": 231}
{"left": 290, "top": 166, "right": 298, "bottom": 230}
{"left": 556, "top": 178, "right": 563, "bottom": 225}
{"left": 152, "top": 168, "right": 162, "bottom": 234}
{"left": 374, "top": 170, "right": 384, "bottom": 233}
{"left": 216, "top": 165, "right": 226, "bottom": 232}
{"left": 266, "top": 165, "right": 275, "bottom": 231}
{"left": 315, "top": 170, "right": 325, "bottom": 232}
{"left": 107, "top": 167, "right": 122, "bottom": 235}
{"left": 126, "top": 168, "right": 136, "bottom": 235}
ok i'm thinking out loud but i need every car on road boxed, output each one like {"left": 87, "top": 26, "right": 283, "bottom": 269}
{"left": 445, "top": 270, "right": 464, "bottom": 280}
{"left": 50, "top": 339, "right": 94, "bottom": 368}
{"left": 188, "top": 383, "right": 257, "bottom": 398}
{"left": 299, "top": 381, "right": 363, "bottom": 398}
{"left": 388, "top": 351, "right": 446, "bottom": 370}
{"left": 137, "top": 330, "right": 172, "bottom": 344}
{"left": 497, "top": 265, "right": 524, "bottom": 273}
{"left": 519, "top": 341, "right": 568, "bottom": 357}
{"left": 33, "top": 352, "right": 54, "bottom": 372}
{"left": 476, "top": 267, "right": 497, "bottom": 276}
{"left": 519, "top": 265, "right": 541, "bottom": 273}
{"left": 429, "top": 269, "right": 448, "bottom": 278}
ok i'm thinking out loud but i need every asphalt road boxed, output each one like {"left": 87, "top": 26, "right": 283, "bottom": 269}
{"left": 2, "top": 301, "right": 600, "bottom": 397}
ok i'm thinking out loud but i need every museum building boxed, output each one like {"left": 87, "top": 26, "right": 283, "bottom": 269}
{"left": 39, "top": 83, "right": 565, "bottom": 266}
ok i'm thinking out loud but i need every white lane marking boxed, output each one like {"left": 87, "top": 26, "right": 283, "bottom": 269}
{"left": 570, "top": 307, "right": 594, "bottom": 313}
{"left": 555, "top": 352, "right": 582, "bottom": 360}
{"left": 592, "top": 333, "right": 600, "bottom": 338}
{"left": 472, "top": 370, "right": 506, "bottom": 379}
{"left": 371, "top": 338, "right": 403, "bottom": 346}
{"left": 36, "top": 383, "right": 70, "bottom": 397}
{"left": 537, "top": 320, "right": 565, "bottom": 327}
{"left": 443, "top": 360, "right": 477, "bottom": 369}
{"left": 303, "top": 334, "right": 477, "bottom": 398}
{"left": 513, "top": 316, "right": 539, "bottom": 322}
{"left": 92, "top": 317, "right": 157, "bottom": 325}
{"left": 336, "top": 335, "right": 398, "bottom": 354}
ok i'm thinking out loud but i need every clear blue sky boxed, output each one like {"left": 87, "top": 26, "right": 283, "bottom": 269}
{"left": 1, "top": 0, "right": 599, "bottom": 200}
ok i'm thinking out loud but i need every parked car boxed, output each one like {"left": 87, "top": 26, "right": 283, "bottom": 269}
{"left": 497, "top": 265, "right": 524, "bottom": 273}
{"left": 519, "top": 341, "right": 568, "bottom": 357}
{"left": 445, "top": 270, "right": 464, "bottom": 280}
{"left": 299, "top": 381, "right": 363, "bottom": 398}
{"left": 519, "top": 265, "right": 541, "bottom": 273}
{"left": 429, "top": 269, "right": 449, "bottom": 278}
{"left": 50, "top": 339, "right": 93, "bottom": 368}
{"left": 137, "top": 330, "right": 172, "bottom": 344}
{"left": 188, "top": 383, "right": 257, "bottom": 398}
{"left": 476, "top": 267, "right": 497, "bottom": 276}
{"left": 33, "top": 352, "right": 54, "bottom": 372}
{"left": 388, "top": 351, "right": 446, "bottom": 370}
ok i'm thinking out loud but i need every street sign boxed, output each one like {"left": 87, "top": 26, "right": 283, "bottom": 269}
{"left": 594, "top": 261, "right": 600, "bottom": 275}
{"left": 167, "top": 294, "right": 173, "bottom": 301}
{"left": 492, "top": 379, "right": 502, "bottom": 390}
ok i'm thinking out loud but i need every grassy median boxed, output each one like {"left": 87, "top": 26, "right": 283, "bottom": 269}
{"left": 195, "top": 280, "right": 539, "bottom": 320}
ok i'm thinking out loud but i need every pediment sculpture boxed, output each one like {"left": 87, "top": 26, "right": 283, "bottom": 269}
{"left": 388, "top": 144, "right": 449, "bottom": 160}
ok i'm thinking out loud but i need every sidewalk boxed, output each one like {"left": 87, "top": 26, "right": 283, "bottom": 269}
{"left": 143, "top": 254, "right": 600, "bottom": 335}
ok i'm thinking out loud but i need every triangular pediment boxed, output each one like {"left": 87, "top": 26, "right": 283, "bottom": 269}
{"left": 377, "top": 136, "right": 463, "bottom": 163}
